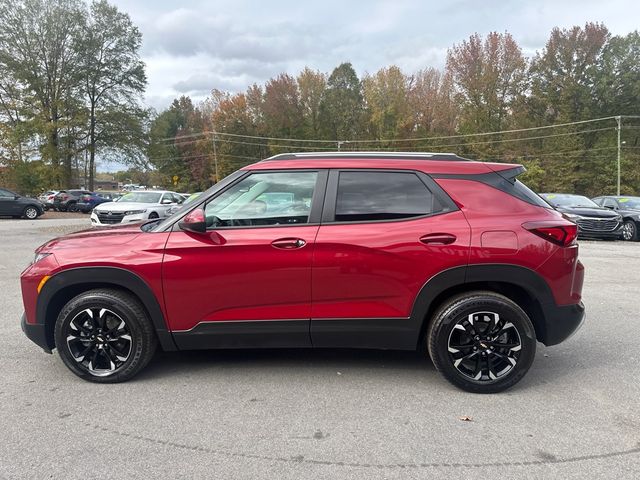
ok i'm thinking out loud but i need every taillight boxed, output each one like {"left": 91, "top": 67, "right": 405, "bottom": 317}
{"left": 523, "top": 222, "right": 578, "bottom": 247}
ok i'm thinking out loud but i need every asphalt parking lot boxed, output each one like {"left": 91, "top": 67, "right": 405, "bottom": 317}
{"left": 1, "top": 218, "right": 639, "bottom": 479}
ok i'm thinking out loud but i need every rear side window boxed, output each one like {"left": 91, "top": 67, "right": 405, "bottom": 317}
{"left": 511, "top": 180, "right": 550, "bottom": 208}
{"left": 335, "top": 171, "right": 440, "bottom": 222}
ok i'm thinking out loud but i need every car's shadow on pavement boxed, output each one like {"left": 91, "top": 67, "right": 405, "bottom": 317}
{"left": 139, "top": 348, "right": 434, "bottom": 380}
{"left": 134, "top": 345, "right": 582, "bottom": 393}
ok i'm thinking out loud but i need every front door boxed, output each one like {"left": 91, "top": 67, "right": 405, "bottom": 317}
{"left": 163, "top": 170, "right": 327, "bottom": 349}
{"left": 310, "top": 170, "right": 471, "bottom": 349}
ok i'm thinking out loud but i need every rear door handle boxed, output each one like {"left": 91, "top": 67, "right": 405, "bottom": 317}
{"left": 419, "top": 233, "right": 457, "bottom": 245}
{"left": 271, "top": 238, "right": 306, "bottom": 249}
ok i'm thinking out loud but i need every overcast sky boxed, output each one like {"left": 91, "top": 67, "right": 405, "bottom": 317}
{"left": 111, "top": 0, "right": 639, "bottom": 112}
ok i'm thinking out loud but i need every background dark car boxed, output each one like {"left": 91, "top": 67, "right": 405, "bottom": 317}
{"left": 76, "top": 192, "right": 111, "bottom": 213}
{"left": 540, "top": 193, "right": 622, "bottom": 240}
{"left": 592, "top": 196, "right": 640, "bottom": 241}
{"left": 53, "top": 189, "right": 92, "bottom": 212}
{"left": 0, "top": 188, "right": 44, "bottom": 219}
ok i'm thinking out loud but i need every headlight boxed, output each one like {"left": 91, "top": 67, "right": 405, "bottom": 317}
{"left": 33, "top": 252, "right": 51, "bottom": 265}
{"left": 124, "top": 209, "right": 146, "bottom": 215}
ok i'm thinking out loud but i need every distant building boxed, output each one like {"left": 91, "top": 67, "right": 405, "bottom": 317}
{"left": 93, "top": 180, "right": 119, "bottom": 190}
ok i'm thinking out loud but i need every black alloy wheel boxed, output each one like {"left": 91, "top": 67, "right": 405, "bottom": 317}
{"left": 55, "top": 289, "right": 157, "bottom": 382}
{"left": 428, "top": 291, "right": 536, "bottom": 393}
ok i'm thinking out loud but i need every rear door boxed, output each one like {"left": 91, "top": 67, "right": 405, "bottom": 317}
{"left": 310, "top": 169, "right": 471, "bottom": 349}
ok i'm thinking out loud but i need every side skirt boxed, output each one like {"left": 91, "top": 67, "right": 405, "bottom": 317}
{"left": 172, "top": 320, "right": 312, "bottom": 350}
{"left": 311, "top": 318, "right": 416, "bottom": 350}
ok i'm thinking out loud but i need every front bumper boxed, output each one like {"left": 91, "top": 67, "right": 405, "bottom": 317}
{"left": 91, "top": 211, "right": 147, "bottom": 225}
{"left": 578, "top": 230, "right": 621, "bottom": 240}
{"left": 541, "top": 301, "right": 585, "bottom": 346}
{"left": 21, "top": 312, "right": 52, "bottom": 353}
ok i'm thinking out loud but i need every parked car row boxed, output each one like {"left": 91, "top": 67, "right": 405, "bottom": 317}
{"left": 540, "top": 193, "right": 640, "bottom": 241}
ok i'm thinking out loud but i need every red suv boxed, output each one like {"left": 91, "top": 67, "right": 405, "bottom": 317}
{"left": 20, "top": 153, "right": 585, "bottom": 392}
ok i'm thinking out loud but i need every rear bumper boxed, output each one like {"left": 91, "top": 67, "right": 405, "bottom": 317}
{"left": 540, "top": 301, "right": 585, "bottom": 346}
{"left": 21, "top": 312, "right": 52, "bottom": 353}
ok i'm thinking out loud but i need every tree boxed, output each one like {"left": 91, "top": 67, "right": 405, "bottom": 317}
{"left": 297, "top": 67, "right": 326, "bottom": 138}
{"left": 147, "top": 96, "right": 213, "bottom": 191}
{"left": 527, "top": 23, "right": 611, "bottom": 192}
{"left": 262, "top": 73, "right": 303, "bottom": 139}
{"left": 362, "top": 66, "right": 411, "bottom": 142}
{"left": 82, "top": 0, "right": 146, "bottom": 190}
{"left": 319, "top": 63, "right": 365, "bottom": 141}
{"left": 446, "top": 32, "right": 527, "bottom": 139}
{"left": 407, "top": 68, "right": 458, "bottom": 140}
{"left": 0, "top": 0, "right": 86, "bottom": 187}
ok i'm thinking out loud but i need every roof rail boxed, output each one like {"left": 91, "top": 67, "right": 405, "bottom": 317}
{"left": 261, "top": 151, "right": 470, "bottom": 162}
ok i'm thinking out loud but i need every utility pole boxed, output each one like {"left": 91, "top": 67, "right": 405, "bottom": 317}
{"left": 212, "top": 132, "right": 219, "bottom": 183}
{"left": 616, "top": 116, "right": 621, "bottom": 195}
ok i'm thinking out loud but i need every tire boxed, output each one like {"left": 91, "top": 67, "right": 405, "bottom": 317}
{"left": 621, "top": 220, "right": 638, "bottom": 241}
{"left": 67, "top": 202, "right": 78, "bottom": 212}
{"left": 23, "top": 206, "right": 39, "bottom": 219}
{"left": 54, "top": 289, "right": 157, "bottom": 383}
{"left": 427, "top": 291, "right": 536, "bottom": 393}
{"left": 148, "top": 211, "right": 159, "bottom": 219}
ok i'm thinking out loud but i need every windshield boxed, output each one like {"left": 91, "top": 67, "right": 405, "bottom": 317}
{"left": 118, "top": 192, "right": 162, "bottom": 204}
{"left": 617, "top": 197, "right": 640, "bottom": 209}
{"left": 541, "top": 194, "right": 599, "bottom": 208}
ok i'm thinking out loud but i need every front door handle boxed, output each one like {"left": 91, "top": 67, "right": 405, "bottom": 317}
{"left": 271, "top": 238, "right": 306, "bottom": 249}
{"left": 419, "top": 233, "right": 457, "bottom": 245}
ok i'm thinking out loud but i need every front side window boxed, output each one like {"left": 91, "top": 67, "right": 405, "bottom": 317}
{"left": 603, "top": 198, "right": 618, "bottom": 209}
{"left": 334, "top": 171, "right": 439, "bottom": 222}
{"left": 205, "top": 171, "right": 317, "bottom": 227}
{"left": 0, "top": 189, "right": 14, "bottom": 198}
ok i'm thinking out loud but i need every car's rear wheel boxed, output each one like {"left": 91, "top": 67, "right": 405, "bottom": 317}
{"left": 54, "top": 289, "right": 157, "bottom": 383}
{"left": 621, "top": 220, "right": 638, "bottom": 241}
{"left": 67, "top": 202, "right": 78, "bottom": 212}
{"left": 23, "top": 206, "right": 39, "bottom": 219}
{"left": 427, "top": 291, "right": 536, "bottom": 393}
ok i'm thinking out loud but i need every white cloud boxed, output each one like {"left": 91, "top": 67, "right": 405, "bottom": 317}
{"left": 111, "top": 0, "right": 640, "bottom": 111}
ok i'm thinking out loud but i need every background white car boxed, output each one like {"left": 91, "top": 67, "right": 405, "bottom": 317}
{"left": 90, "top": 190, "right": 184, "bottom": 226}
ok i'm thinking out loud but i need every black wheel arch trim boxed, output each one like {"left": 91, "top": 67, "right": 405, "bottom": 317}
{"left": 409, "top": 264, "right": 584, "bottom": 347}
{"left": 36, "top": 266, "right": 177, "bottom": 352}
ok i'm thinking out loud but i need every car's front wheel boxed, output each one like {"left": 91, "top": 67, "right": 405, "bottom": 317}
{"left": 23, "top": 206, "right": 39, "bottom": 219}
{"left": 54, "top": 289, "right": 157, "bottom": 382}
{"left": 427, "top": 291, "right": 536, "bottom": 393}
{"left": 621, "top": 220, "right": 638, "bottom": 241}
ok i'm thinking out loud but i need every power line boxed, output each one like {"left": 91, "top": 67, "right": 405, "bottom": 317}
{"left": 157, "top": 115, "right": 636, "bottom": 144}
{"left": 345, "top": 127, "right": 616, "bottom": 150}
{"left": 161, "top": 126, "right": 614, "bottom": 153}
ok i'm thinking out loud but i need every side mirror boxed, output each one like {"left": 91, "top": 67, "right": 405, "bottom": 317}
{"left": 14, "top": 195, "right": 20, "bottom": 200}
{"left": 179, "top": 208, "right": 207, "bottom": 233}
{"left": 161, "top": 198, "right": 172, "bottom": 204}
